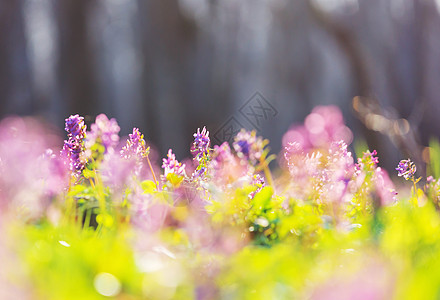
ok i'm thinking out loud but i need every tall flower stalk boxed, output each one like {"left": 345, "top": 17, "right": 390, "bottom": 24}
{"left": 121, "top": 128, "right": 159, "bottom": 190}
{"left": 396, "top": 158, "right": 420, "bottom": 205}
{"left": 233, "top": 129, "right": 276, "bottom": 190}
{"left": 62, "top": 114, "right": 87, "bottom": 178}
{"left": 191, "top": 127, "right": 211, "bottom": 181}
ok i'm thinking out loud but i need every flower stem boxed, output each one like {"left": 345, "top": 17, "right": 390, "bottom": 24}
{"left": 261, "top": 157, "right": 276, "bottom": 193}
{"left": 146, "top": 154, "right": 160, "bottom": 191}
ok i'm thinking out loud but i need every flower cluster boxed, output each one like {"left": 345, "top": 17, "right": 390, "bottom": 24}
{"left": 65, "top": 114, "right": 86, "bottom": 140}
{"left": 62, "top": 114, "right": 87, "bottom": 174}
{"left": 355, "top": 149, "right": 379, "bottom": 174}
{"left": 233, "top": 129, "right": 265, "bottom": 165}
{"left": 396, "top": 159, "right": 417, "bottom": 180}
{"left": 192, "top": 127, "right": 210, "bottom": 162}
{"left": 248, "top": 174, "right": 265, "bottom": 199}
{"left": 1, "top": 107, "right": 439, "bottom": 300}
{"left": 120, "top": 128, "right": 149, "bottom": 160}
{"left": 86, "top": 114, "right": 120, "bottom": 154}
{"left": 212, "top": 142, "right": 234, "bottom": 167}
{"left": 191, "top": 127, "right": 211, "bottom": 181}
{"left": 162, "top": 149, "right": 186, "bottom": 178}
{"left": 282, "top": 105, "right": 352, "bottom": 151}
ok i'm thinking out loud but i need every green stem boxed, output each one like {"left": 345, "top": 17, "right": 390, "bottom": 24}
{"left": 84, "top": 207, "right": 92, "bottom": 229}
{"left": 261, "top": 158, "right": 276, "bottom": 194}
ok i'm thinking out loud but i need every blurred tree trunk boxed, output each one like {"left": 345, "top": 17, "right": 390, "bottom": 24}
{"left": 0, "top": 0, "right": 33, "bottom": 118}
{"left": 54, "top": 0, "right": 98, "bottom": 120}
{"left": 137, "top": 0, "right": 197, "bottom": 156}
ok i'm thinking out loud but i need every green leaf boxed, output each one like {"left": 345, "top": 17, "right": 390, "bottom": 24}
{"left": 166, "top": 173, "right": 184, "bottom": 187}
{"left": 252, "top": 186, "right": 273, "bottom": 210}
{"left": 67, "top": 184, "right": 87, "bottom": 196}
{"left": 82, "top": 168, "right": 95, "bottom": 179}
{"left": 141, "top": 180, "right": 156, "bottom": 194}
{"left": 429, "top": 138, "right": 440, "bottom": 178}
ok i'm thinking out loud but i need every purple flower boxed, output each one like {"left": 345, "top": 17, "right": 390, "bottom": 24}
{"left": 233, "top": 129, "right": 264, "bottom": 165}
{"left": 249, "top": 174, "right": 266, "bottom": 199}
{"left": 121, "top": 128, "right": 149, "bottom": 160}
{"left": 192, "top": 166, "right": 207, "bottom": 179}
{"left": 62, "top": 114, "right": 87, "bottom": 173}
{"left": 162, "top": 149, "right": 186, "bottom": 178}
{"left": 62, "top": 140, "right": 85, "bottom": 172}
{"left": 192, "top": 127, "right": 210, "bottom": 161}
{"left": 396, "top": 159, "right": 416, "bottom": 180}
{"left": 86, "top": 114, "right": 120, "bottom": 153}
{"left": 65, "top": 114, "right": 86, "bottom": 140}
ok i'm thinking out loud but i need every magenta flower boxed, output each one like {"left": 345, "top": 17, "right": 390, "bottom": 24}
{"left": 375, "top": 167, "right": 398, "bottom": 205}
{"left": 355, "top": 150, "right": 379, "bottom": 175}
{"left": 86, "top": 114, "right": 120, "bottom": 153}
{"left": 128, "top": 185, "right": 169, "bottom": 232}
{"left": 209, "top": 142, "right": 249, "bottom": 187}
{"left": 282, "top": 105, "right": 353, "bottom": 151}
{"left": 212, "top": 142, "right": 234, "bottom": 167}
{"left": 162, "top": 149, "right": 186, "bottom": 178}
{"left": 100, "top": 151, "right": 136, "bottom": 191}
{"left": 0, "top": 117, "right": 67, "bottom": 219}
{"left": 396, "top": 159, "right": 416, "bottom": 180}
{"left": 121, "top": 128, "right": 149, "bottom": 160}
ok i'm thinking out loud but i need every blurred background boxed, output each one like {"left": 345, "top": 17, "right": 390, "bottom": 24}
{"left": 1, "top": 0, "right": 440, "bottom": 174}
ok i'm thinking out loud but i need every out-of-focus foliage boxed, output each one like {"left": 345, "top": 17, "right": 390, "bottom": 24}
{"left": 1, "top": 108, "right": 440, "bottom": 299}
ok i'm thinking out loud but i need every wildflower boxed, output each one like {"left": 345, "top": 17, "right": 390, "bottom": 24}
{"left": 65, "top": 114, "right": 86, "bottom": 140}
{"left": 355, "top": 150, "right": 379, "bottom": 175}
{"left": 62, "top": 139, "right": 85, "bottom": 172}
{"left": 62, "top": 114, "right": 87, "bottom": 173}
{"left": 162, "top": 149, "right": 186, "bottom": 178}
{"left": 0, "top": 117, "right": 67, "bottom": 219}
{"left": 282, "top": 105, "right": 353, "bottom": 151}
{"left": 100, "top": 152, "right": 135, "bottom": 191}
{"left": 212, "top": 142, "right": 234, "bottom": 167}
{"left": 192, "top": 127, "right": 210, "bottom": 162}
{"left": 209, "top": 142, "right": 249, "bottom": 186}
{"left": 190, "top": 127, "right": 211, "bottom": 183}
{"left": 233, "top": 129, "right": 265, "bottom": 165}
{"left": 327, "top": 141, "right": 354, "bottom": 180}
{"left": 396, "top": 159, "right": 416, "bottom": 180}
{"left": 249, "top": 174, "right": 265, "bottom": 199}
{"left": 284, "top": 142, "right": 303, "bottom": 159}
{"left": 375, "top": 167, "right": 398, "bottom": 205}
{"left": 86, "top": 114, "right": 120, "bottom": 153}
{"left": 192, "top": 167, "right": 207, "bottom": 180}
{"left": 121, "top": 128, "right": 149, "bottom": 160}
